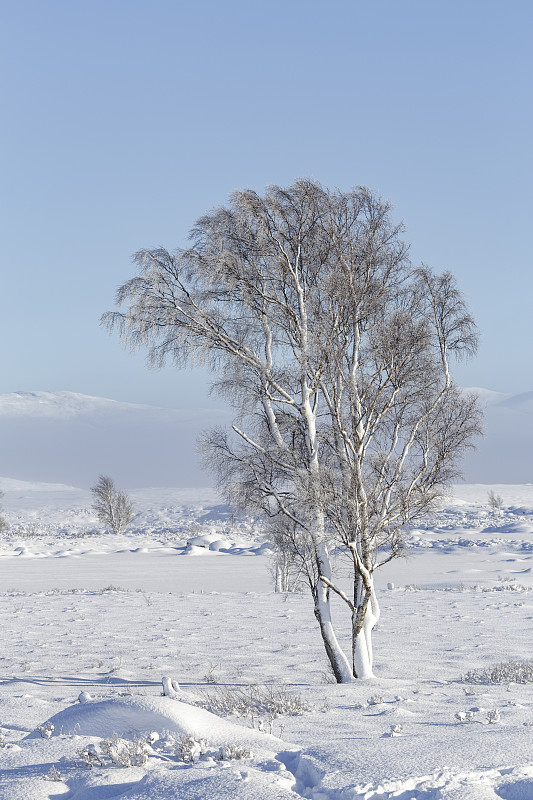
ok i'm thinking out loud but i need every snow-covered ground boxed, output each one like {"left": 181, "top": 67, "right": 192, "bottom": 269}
{"left": 1, "top": 479, "right": 533, "bottom": 799}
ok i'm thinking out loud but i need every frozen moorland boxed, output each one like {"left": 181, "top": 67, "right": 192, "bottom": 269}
{"left": 1, "top": 479, "right": 533, "bottom": 799}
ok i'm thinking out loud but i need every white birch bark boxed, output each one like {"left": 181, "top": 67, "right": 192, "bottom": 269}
{"left": 314, "top": 541, "right": 354, "bottom": 683}
{"left": 353, "top": 579, "right": 380, "bottom": 679}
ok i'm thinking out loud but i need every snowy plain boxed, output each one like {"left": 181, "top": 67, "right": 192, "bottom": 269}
{"left": 1, "top": 478, "right": 533, "bottom": 799}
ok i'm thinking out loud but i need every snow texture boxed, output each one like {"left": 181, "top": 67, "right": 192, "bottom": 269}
{"left": 1, "top": 479, "right": 533, "bottom": 798}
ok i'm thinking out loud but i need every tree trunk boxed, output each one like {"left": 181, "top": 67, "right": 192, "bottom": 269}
{"left": 352, "top": 579, "right": 380, "bottom": 679}
{"left": 313, "top": 597, "right": 354, "bottom": 683}
{"left": 275, "top": 564, "right": 282, "bottom": 593}
{"left": 314, "top": 542, "right": 354, "bottom": 683}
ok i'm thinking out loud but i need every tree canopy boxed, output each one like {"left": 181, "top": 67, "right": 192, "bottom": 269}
{"left": 104, "top": 179, "right": 481, "bottom": 680}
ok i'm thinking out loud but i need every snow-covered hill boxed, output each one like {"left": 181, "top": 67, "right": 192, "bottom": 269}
{"left": 0, "top": 387, "right": 531, "bottom": 488}
{"left": 0, "top": 391, "right": 231, "bottom": 488}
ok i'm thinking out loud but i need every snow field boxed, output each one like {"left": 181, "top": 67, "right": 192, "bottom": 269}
{"left": 3, "top": 588, "right": 533, "bottom": 797}
{"left": 1, "top": 482, "right": 533, "bottom": 798}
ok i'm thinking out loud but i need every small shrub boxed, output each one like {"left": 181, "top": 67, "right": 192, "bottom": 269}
{"left": 384, "top": 724, "right": 403, "bottom": 737}
{"left": 462, "top": 659, "right": 533, "bottom": 684}
{"left": 494, "top": 576, "right": 527, "bottom": 592}
{"left": 77, "top": 735, "right": 150, "bottom": 769}
{"left": 176, "top": 735, "right": 209, "bottom": 763}
{"left": 487, "top": 490, "right": 504, "bottom": 511}
{"left": 99, "top": 734, "right": 149, "bottom": 767}
{"left": 196, "top": 684, "right": 310, "bottom": 721}
{"left": 203, "top": 662, "right": 221, "bottom": 684}
{"left": 12, "top": 524, "right": 41, "bottom": 538}
{"left": 0, "top": 490, "right": 8, "bottom": 534}
{"left": 36, "top": 722, "right": 54, "bottom": 738}
{"left": 44, "top": 766, "right": 62, "bottom": 782}
{"left": 455, "top": 710, "right": 477, "bottom": 722}
{"left": 77, "top": 743, "right": 103, "bottom": 768}
{"left": 217, "top": 744, "right": 252, "bottom": 760}
{"left": 175, "top": 735, "right": 252, "bottom": 763}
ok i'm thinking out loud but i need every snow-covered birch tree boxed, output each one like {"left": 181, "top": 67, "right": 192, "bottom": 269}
{"left": 91, "top": 475, "right": 135, "bottom": 535}
{"left": 103, "top": 179, "right": 481, "bottom": 681}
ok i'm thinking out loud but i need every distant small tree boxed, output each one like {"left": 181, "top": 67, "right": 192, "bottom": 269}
{"left": 268, "top": 519, "right": 307, "bottom": 593}
{"left": 0, "top": 490, "right": 9, "bottom": 533}
{"left": 90, "top": 475, "right": 135, "bottom": 534}
{"left": 487, "top": 490, "right": 504, "bottom": 512}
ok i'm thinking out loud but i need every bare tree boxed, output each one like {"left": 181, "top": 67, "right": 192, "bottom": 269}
{"left": 0, "top": 490, "right": 8, "bottom": 534}
{"left": 90, "top": 475, "right": 135, "bottom": 535}
{"left": 103, "top": 179, "right": 481, "bottom": 681}
{"left": 487, "top": 490, "right": 504, "bottom": 512}
{"left": 267, "top": 518, "right": 307, "bottom": 593}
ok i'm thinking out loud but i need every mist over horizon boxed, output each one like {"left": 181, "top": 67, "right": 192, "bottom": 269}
{"left": 0, "top": 388, "right": 531, "bottom": 489}
{"left": 0, "top": 391, "right": 230, "bottom": 489}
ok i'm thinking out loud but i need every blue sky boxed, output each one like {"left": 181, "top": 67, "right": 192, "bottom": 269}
{"left": 2, "top": 0, "right": 532, "bottom": 409}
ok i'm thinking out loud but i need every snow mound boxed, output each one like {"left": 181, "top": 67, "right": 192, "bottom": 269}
{"left": 187, "top": 533, "right": 232, "bottom": 549}
{"left": 0, "top": 775, "right": 69, "bottom": 800}
{"left": 10, "top": 695, "right": 298, "bottom": 800}
{"left": 185, "top": 532, "right": 264, "bottom": 554}
{"left": 25, "top": 695, "right": 284, "bottom": 753}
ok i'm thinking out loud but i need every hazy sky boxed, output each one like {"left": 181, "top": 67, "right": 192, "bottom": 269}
{"left": 2, "top": 0, "right": 532, "bottom": 410}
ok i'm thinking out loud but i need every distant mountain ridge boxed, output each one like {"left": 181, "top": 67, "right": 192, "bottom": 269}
{"left": 464, "top": 387, "right": 511, "bottom": 406}
{"left": 0, "top": 390, "right": 212, "bottom": 419}
{"left": 0, "top": 389, "right": 531, "bottom": 487}
{"left": 497, "top": 391, "right": 533, "bottom": 414}
{"left": 0, "top": 390, "right": 150, "bottom": 418}
{"left": 466, "top": 387, "right": 533, "bottom": 413}
{"left": 0, "top": 391, "right": 230, "bottom": 489}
